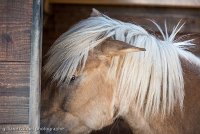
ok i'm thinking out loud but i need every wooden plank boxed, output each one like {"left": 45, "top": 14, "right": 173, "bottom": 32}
{"left": 0, "top": 96, "right": 29, "bottom": 124}
{"left": 0, "top": 62, "right": 29, "bottom": 124}
{"left": 53, "top": 5, "right": 200, "bottom": 33}
{"left": 106, "top": 9, "right": 200, "bottom": 34}
{"left": 0, "top": 124, "right": 29, "bottom": 134}
{"left": 0, "top": 62, "right": 30, "bottom": 89}
{"left": 0, "top": 0, "right": 32, "bottom": 62}
{"left": 29, "top": 0, "right": 42, "bottom": 134}
{"left": 49, "top": 0, "right": 200, "bottom": 8}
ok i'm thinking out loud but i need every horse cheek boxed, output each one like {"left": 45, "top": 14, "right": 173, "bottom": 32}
{"left": 68, "top": 79, "right": 114, "bottom": 130}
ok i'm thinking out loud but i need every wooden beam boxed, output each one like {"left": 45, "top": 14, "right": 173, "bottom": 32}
{"left": 48, "top": 0, "right": 200, "bottom": 8}
{"left": 29, "top": 0, "right": 42, "bottom": 134}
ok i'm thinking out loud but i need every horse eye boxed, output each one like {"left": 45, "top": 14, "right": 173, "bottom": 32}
{"left": 70, "top": 75, "right": 76, "bottom": 82}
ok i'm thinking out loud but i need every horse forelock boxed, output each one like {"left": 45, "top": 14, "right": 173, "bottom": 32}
{"left": 44, "top": 15, "right": 200, "bottom": 118}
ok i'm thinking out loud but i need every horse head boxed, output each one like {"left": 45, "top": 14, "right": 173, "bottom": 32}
{"left": 41, "top": 39, "right": 144, "bottom": 134}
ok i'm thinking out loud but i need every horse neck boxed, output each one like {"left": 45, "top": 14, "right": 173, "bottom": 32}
{"left": 123, "top": 63, "right": 200, "bottom": 134}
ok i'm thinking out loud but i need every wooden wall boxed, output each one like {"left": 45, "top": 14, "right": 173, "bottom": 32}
{"left": 0, "top": 0, "right": 42, "bottom": 134}
{"left": 0, "top": 1, "right": 32, "bottom": 133}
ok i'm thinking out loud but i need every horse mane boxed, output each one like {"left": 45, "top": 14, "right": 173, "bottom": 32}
{"left": 44, "top": 14, "right": 200, "bottom": 117}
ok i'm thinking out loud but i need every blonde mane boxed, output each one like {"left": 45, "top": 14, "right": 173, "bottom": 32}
{"left": 44, "top": 15, "right": 200, "bottom": 117}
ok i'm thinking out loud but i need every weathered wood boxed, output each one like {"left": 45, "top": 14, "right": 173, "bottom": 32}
{"left": 0, "top": 0, "right": 32, "bottom": 62}
{"left": 29, "top": 0, "right": 43, "bottom": 134}
{"left": 53, "top": 6, "right": 200, "bottom": 33}
{"left": 48, "top": 0, "right": 200, "bottom": 8}
{"left": 0, "top": 62, "right": 29, "bottom": 124}
{"left": 0, "top": 124, "right": 29, "bottom": 134}
{"left": 104, "top": 7, "right": 200, "bottom": 33}
{"left": 0, "top": 0, "right": 42, "bottom": 133}
{"left": 0, "top": 62, "right": 30, "bottom": 88}
{"left": 0, "top": 96, "right": 29, "bottom": 124}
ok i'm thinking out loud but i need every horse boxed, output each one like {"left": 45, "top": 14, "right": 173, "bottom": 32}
{"left": 41, "top": 9, "right": 200, "bottom": 134}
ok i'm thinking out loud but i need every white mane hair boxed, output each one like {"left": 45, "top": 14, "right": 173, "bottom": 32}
{"left": 44, "top": 14, "right": 200, "bottom": 117}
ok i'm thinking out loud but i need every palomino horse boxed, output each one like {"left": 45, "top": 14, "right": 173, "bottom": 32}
{"left": 41, "top": 9, "right": 200, "bottom": 134}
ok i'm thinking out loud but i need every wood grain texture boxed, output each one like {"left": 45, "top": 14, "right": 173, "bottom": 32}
{"left": 0, "top": 124, "right": 29, "bottom": 134}
{"left": 0, "top": 62, "right": 29, "bottom": 124}
{"left": 0, "top": 96, "right": 29, "bottom": 124}
{"left": 29, "top": 0, "right": 42, "bottom": 134}
{"left": 49, "top": 0, "right": 200, "bottom": 8}
{"left": 0, "top": 0, "right": 32, "bottom": 62}
{"left": 54, "top": 6, "right": 200, "bottom": 33}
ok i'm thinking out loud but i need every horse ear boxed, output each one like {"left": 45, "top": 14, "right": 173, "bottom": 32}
{"left": 101, "top": 40, "right": 145, "bottom": 56}
{"left": 90, "top": 8, "right": 103, "bottom": 17}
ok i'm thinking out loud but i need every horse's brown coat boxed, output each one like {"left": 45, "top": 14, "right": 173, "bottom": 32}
{"left": 41, "top": 37, "right": 200, "bottom": 134}
{"left": 124, "top": 64, "right": 200, "bottom": 134}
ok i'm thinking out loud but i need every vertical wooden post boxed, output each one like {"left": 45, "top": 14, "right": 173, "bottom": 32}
{"left": 0, "top": 0, "right": 42, "bottom": 133}
{"left": 29, "top": 0, "right": 42, "bottom": 134}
